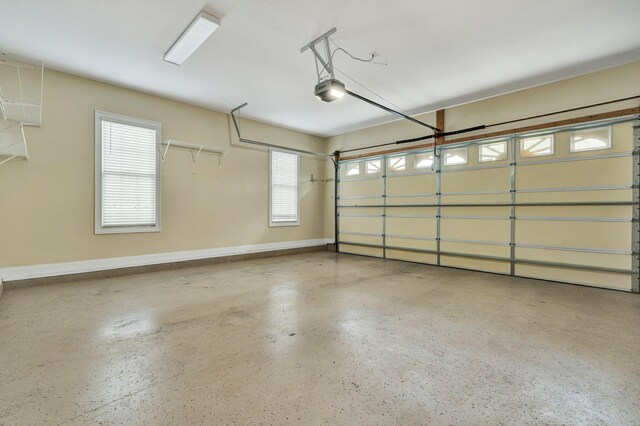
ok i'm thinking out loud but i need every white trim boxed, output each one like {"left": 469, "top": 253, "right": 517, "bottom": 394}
{"left": 0, "top": 238, "right": 333, "bottom": 283}
{"left": 95, "top": 110, "right": 162, "bottom": 235}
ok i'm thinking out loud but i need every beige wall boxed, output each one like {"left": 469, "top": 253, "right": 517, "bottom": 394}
{"left": 0, "top": 70, "right": 328, "bottom": 268}
{"left": 325, "top": 61, "right": 640, "bottom": 238}
{"left": 3, "top": 60, "right": 640, "bottom": 271}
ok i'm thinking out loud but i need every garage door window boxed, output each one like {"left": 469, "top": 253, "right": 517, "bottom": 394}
{"left": 443, "top": 147, "right": 468, "bottom": 166}
{"left": 366, "top": 159, "right": 382, "bottom": 174}
{"left": 387, "top": 156, "right": 406, "bottom": 172}
{"left": 570, "top": 126, "right": 611, "bottom": 152}
{"left": 414, "top": 152, "right": 434, "bottom": 169}
{"left": 520, "top": 135, "right": 554, "bottom": 158}
{"left": 345, "top": 162, "right": 360, "bottom": 177}
{"left": 479, "top": 141, "right": 507, "bottom": 162}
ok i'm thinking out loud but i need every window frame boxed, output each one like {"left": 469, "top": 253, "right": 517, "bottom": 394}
{"left": 569, "top": 126, "right": 612, "bottom": 153}
{"left": 478, "top": 140, "right": 508, "bottom": 163}
{"left": 519, "top": 135, "right": 554, "bottom": 158}
{"left": 269, "top": 147, "right": 300, "bottom": 227}
{"left": 94, "top": 110, "right": 162, "bottom": 235}
{"left": 442, "top": 147, "right": 468, "bottom": 167}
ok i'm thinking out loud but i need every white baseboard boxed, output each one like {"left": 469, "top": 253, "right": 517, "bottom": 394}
{"left": 0, "top": 238, "right": 334, "bottom": 282}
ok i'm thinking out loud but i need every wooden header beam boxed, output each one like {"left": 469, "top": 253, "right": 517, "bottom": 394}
{"left": 339, "top": 107, "right": 640, "bottom": 161}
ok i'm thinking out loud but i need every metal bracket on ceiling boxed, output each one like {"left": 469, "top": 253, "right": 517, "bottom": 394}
{"left": 300, "top": 27, "right": 337, "bottom": 83}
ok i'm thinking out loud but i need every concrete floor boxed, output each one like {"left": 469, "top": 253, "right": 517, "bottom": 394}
{"left": 1, "top": 252, "right": 639, "bottom": 425}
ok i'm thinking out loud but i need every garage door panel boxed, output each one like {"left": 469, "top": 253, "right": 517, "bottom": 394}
{"left": 340, "top": 244, "right": 384, "bottom": 258}
{"left": 339, "top": 216, "right": 382, "bottom": 234}
{"left": 515, "top": 265, "right": 631, "bottom": 291}
{"left": 515, "top": 205, "right": 632, "bottom": 218}
{"left": 340, "top": 233, "right": 382, "bottom": 246}
{"left": 441, "top": 241, "right": 509, "bottom": 258}
{"left": 386, "top": 196, "right": 436, "bottom": 206}
{"left": 441, "top": 218, "right": 510, "bottom": 242}
{"left": 386, "top": 173, "right": 436, "bottom": 195}
{"left": 444, "top": 206, "right": 510, "bottom": 216}
{"left": 441, "top": 194, "right": 511, "bottom": 204}
{"left": 386, "top": 249, "right": 437, "bottom": 265}
{"left": 517, "top": 157, "right": 631, "bottom": 189}
{"left": 515, "top": 247, "right": 631, "bottom": 270}
{"left": 441, "top": 256, "right": 509, "bottom": 274}
{"left": 386, "top": 217, "right": 436, "bottom": 239}
{"left": 386, "top": 237, "right": 437, "bottom": 251}
{"left": 339, "top": 207, "right": 384, "bottom": 216}
{"left": 386, "top": 207, "right": 436, "bottom": 216}
{"left": 516, "top": 221, "right": 631, "bottom": 250}
{"left": 441, "top": 168, "right": 510, "bottom": 193}
{"left": 517, "top": 190, "right": 632, "bottom": 203}
{"left": 340, "top": 179, "right": 383, "bottom": 199}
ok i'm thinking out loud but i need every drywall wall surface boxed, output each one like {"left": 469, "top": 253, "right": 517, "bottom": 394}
{"left": 0, "top": 70, "right": 327, "bottom": 268}
{"left": 324, "top": 61, "right": 640, "bottom": 238}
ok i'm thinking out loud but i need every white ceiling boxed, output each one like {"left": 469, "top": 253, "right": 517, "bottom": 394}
{"left": 1, "top": 0, "right": 640, "bottom": 137}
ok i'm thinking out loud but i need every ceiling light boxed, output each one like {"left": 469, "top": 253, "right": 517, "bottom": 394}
{"left": 314, "top": 79, "right": 346, "bottom": 102}
{"left": 164, "top": 10, "right": 220, "bottom": 66}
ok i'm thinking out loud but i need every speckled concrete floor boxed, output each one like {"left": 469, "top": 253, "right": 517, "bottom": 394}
{"left": 1, "top": 252, "right": 639, "bottom": 425}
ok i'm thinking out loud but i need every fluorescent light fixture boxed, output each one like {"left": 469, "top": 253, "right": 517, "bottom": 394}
{"left": 314, "top": 79, "right": 346, "bottom": 102}
{"left": 164, "top": 10, "right": 220, "bottom": 65}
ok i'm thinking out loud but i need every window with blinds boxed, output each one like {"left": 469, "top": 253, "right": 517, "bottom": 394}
{"left": 95, "top": 111, "right": 161, "bottom": 234}
{"left": 269, "top": 148, "right": 299, "bottom": 226}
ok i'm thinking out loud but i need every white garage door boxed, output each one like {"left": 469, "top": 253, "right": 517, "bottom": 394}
{"left": 337, "top": 119, "right": 639, "bottom": 292}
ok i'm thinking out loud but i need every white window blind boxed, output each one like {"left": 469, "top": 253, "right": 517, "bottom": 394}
{"left": 270, "top": 149, "right": 299, "bottom": 226}
{"left": 96, "top": 111, "right": 160, "bottom": 233}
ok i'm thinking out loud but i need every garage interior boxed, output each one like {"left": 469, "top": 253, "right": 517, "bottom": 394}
{"left": 1, "top": 1, "right": 639, "bottom": 424}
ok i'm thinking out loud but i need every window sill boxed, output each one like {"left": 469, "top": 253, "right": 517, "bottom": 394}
{"left": 95, "top": 225, "right": 161, "bottom": 235}
{"left": 269, "top": 221, "right": 300, "bottom": 228}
